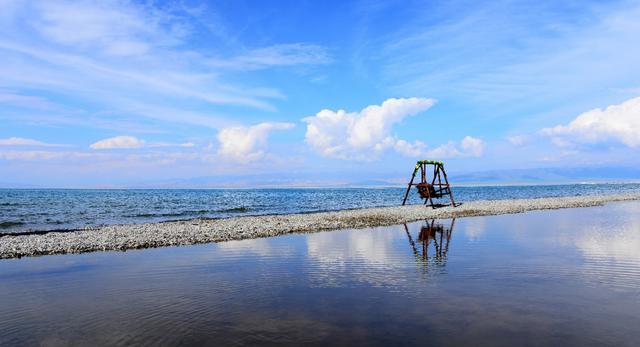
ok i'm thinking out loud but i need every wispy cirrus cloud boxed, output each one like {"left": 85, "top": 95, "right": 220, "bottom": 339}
{"left": 0, "top": 89, "right": 60, "bottom": 110}
{"left": 30, "top": 0, "right": 174, "bottom": 56}
{"left": 90, "top": 136, "right": 195, "bottom": 150}
{"left": 0, "top": 0, "right": 330, "bottom": 132}
{"left": 208, "top": 43, "right": 331, "bottom": 70}
{"left": 0, "top": 150, "right": 93, "bottom": 161}
{"left": 0, "top": 137, "right": 69, "bottom": 147}
{"left": 368, "top": 1, "right": 640, "bottom": 117}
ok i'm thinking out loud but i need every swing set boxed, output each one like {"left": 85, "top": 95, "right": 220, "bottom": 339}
{"left": 401, "top": 160, "right": 457, "bottom": 208}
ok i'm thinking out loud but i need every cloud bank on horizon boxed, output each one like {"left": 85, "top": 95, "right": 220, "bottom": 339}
{"left": 1, "top": 0, "right": 640, "bottom": 186}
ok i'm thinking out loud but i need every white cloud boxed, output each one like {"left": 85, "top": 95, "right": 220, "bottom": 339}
{"left": 375, "top": 1, "right": 640, "bottom": 116}
{"left": 303, "top": 98, "right": 485, "bottom": 160}
{"left": 32, "top": 1, "right": 161, "bottom": 56}
{"left": 208, "top": 43, "right": 331, "bottom": 70}
{"left": 425, "top": 136, "right": 485, "bottom": 158}
{"left": 0, "top": 150, "right": 94, "bottom": 161}
{"left": 0, "top": 137, "right": 67, "bottom": 147}
{"left": 303, "top": 97, "right": 435, "bottom": 160}
{"left": 461, "top": 136, "right": 485, "bottom": 157}
{"left": 506, "top": 135, "right": 527, "bottom": 146}
{"left": 392, "top": 139, "right": 427, "bottom": 157}
{"left": 146, "top": 142, "right": 195, "bottom": 148}
{"left": 0, "top": 1, "right": 332, "bottom": 134}
{"left": 90, "top": 136, "right": 145, "bottom": 149}
{"left": 541, "top": 96, "right": 640, "bottom": 147}
{"left": 90, "top": 136, "right": 194, "bottom": 150}
{"left": 217, "top": 122, "right": 295, "bottom": 161}
{"left": 0, "top": 90, "right": 58, "bottom": 110}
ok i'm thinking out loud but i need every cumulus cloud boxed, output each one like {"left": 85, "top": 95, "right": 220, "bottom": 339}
{"left": 217, "top": 122, "right": 295, "bottom": 161}
{"left": 303, "top": 98, "right": 484, "bottom": 160}
{"left": 90, "top": 136, "right": 145, "bottom": 149}
{"left": 392, "top": 139, "right": 428, "bottom": 157}
{"left": 461, "top": 136, "right": 486, "bottom": 157}
{"left": 303, "top": 97, "right": 435, "bottom": 159}
{"left": 506, "top": 135, "right": 527, "bottom": 146}
{"left": 541, "top": 96, "right": 640, "bottom": 147}
{"left": 425, "top": 136, "right": 485, "bottom": 158}
{"left": 0, "top": 137, "right": 67, "bottom": 147}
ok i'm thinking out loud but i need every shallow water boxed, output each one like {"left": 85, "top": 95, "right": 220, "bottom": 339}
{"left": 2, "top": 183, "right": 640, "bottom": 232}
{"left": 1, "top": 202, "right": 640, "bottom": 346}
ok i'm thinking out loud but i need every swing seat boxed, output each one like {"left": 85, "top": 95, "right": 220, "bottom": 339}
{"left": 417, "top": 183, "right": 442, "bottom": 199}
{"left": 419, "top": 224, "right": 445, "bottom": 241}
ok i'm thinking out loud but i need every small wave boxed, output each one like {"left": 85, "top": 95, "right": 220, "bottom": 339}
{"left": 0, "top": 221, "right": 25, "bottom": 228}
{"left": 45, "top": 220, "right": 65, "bottom": 225}
{"left": 130, "top": 210, "right": 213, "bottom": 218}
{"left": 219, "top": 207, "right": 250, "bottom": 213}
{"left": 0, "top": 227, "right": 80, "bottom": 237}
{"left": 129, "top": 207, "right": 250, "bottom": 218}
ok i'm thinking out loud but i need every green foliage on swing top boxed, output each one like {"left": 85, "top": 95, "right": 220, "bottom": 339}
{"left": 412, "top": 160, "right": 444, "bottom": 173}
{"left": 417, "top": 160, "right": 443, "bottom": 165}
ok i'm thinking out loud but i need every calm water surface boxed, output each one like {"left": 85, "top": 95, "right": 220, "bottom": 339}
{"left": 1, "top": 202, "right": 640, "bottom": 346}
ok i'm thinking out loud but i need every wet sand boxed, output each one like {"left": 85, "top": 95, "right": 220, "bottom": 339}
{"left": 2, "top": 192, "right": 640, "bottom": 259}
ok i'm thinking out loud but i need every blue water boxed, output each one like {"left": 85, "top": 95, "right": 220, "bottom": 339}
{"left": 2, "top": 202, "right": 640, "bottom": 345}
{"left": 1, "top": 184, "right": 640, "bottom": 233}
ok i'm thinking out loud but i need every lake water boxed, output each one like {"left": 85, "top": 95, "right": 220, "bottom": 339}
{"left": 2, "top": 183, "right": 640, "bottom": 233}
{"left": 1, "top": 201, "right": 639, "bottom": 346}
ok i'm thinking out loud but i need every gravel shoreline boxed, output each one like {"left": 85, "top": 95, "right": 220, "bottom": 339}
{"left": 2, "top": 192, "right": 640, "bottom": 259}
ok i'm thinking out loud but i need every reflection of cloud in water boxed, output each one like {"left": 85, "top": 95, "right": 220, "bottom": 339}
{"left": 463, "top": 217, "right": 486, "bottom": 241}
{"left": 538, "top": 202, "right": 640, "bottom": 290}
{"left": 575, "top": 226, "right": 640, "bottom": 263}
{"left": 573, "top": 219, "right": 640, "bottom": 290}
{"left": 571, "top": 203, "right": 640, "bottom": 263}
{"left": 307, "top": 227, "right": 400, "bottom": 265}
{"left": 306, "top": 220, "right": 457, "bottom": 287}
{"left": 305, "top": 225, "right": 408, "bottom": 287}
{"left": 217, "top": 238, "right": 294, "bottom": 257}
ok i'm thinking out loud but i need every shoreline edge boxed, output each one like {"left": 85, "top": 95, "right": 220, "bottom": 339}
{"left": 2, "top": 192, "right": 640, "bottom": 259}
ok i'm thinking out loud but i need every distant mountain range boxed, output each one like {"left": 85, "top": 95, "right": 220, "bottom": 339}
{"left": 452, "top": 166, "right": 640, "bottom": 185}
{"left": 2, "top": 166, "right": 639, "bottom": 189}
{"left": 123, "top": 166, "right": 640, "bottom": 188}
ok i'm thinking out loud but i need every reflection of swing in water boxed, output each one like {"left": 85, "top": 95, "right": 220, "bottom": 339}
{"left": 403, "top": 219, "right": 455, "bottom": 266}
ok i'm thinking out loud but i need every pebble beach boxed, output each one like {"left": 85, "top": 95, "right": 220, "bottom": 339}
{"left": 2, "top": 192, "right": 640, "bottom": 259}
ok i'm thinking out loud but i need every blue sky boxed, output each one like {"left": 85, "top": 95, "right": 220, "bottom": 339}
{"left": 1, "top": 0, "right": 639, "bottom": 187}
